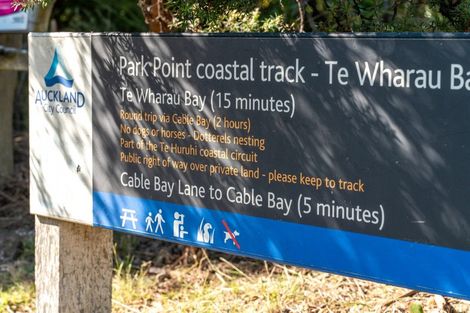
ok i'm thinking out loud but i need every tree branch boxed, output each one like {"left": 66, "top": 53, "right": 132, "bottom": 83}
{"left": 296, "top": 0, "right": 306, "bottom": 32}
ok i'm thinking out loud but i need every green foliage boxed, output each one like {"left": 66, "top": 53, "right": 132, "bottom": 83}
{"left": 12, "top": 0, "right": 52, "bottom": 10}
{"left": 14, "top": 0, "right": 146, "bottom": 31}
{"left": 16, "top": 0, "right": 470, "bottom": 32}
{"left": 165, "top": 0, "right": 298, "bottom": 32}
{"left": 51, "top": 0, "right": 146, "bottom": 32}
{"left": 444, "top": 0, "right": 470, "bottom": 30}
{"left": 164, "top": 0, "right": 470, "bottom": 32}
{"left": 114, "top": 232, "right": 140, "bottom": 259}
{"left": 113, "top": 243, "right": 135, "bottom": 277}
{"left": 304, "top": 0, "right": 469, "bottom": 32}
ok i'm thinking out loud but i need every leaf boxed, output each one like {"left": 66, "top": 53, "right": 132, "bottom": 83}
{"left": 410, "top": 302, "right": 424, "bottom": 313}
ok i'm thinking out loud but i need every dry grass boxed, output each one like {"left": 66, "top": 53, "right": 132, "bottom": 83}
{"left": 111, "top": 250, "right": 470, "bottom": 313}
{"left": 5, "top": 254, "right": 470, "bottom": 313}
{"left": 0, "top": 282, "right": 35, "bottom": 313}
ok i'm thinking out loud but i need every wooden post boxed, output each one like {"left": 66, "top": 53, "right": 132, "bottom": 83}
{"left": 35, "top": 216, "right": 113, "bottom": 313}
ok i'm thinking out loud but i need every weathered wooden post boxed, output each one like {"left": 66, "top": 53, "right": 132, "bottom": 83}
{"left": 35, "top": 217, "right": 112, "bottom": 312}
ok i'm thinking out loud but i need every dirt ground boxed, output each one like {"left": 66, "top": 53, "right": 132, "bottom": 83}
{"left": 0, "top": 133, "right": 33, "bottom": 285}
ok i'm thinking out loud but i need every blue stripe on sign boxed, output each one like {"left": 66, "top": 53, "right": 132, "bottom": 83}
{"left": 93, "top": 191, "right": 470, "bottom": 300}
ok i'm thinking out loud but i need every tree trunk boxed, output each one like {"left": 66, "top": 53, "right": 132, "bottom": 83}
{"left": 29, "top": 2, "right": 56, "bottom": 32}
{"left": 138, "top": 0, "right": 172, "bottom": 32}
{"left": 0, "top": 34, "right": 21, "bottom": 178}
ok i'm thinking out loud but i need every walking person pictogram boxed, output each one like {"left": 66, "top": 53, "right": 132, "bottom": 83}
{"left": 145, "top": 212, "right": 154, "bottom": 232}
{"left": 154, "top": 209, "right": 165, "bottom": 234}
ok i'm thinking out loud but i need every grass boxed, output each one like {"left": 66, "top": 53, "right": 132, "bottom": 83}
{"left": 3, "top": 244, "right": 470, "bottom": 312}
{"left": 0, "top": 262, "right": 35, "bottom": 313}
{"left": 0, "top": 283, "right": 35, "bottom": 313}
{"left": 110, "top": 249, "right": 470, "bottom": 313}
{"left": 0, "top": 237, "right": 35, "bottom": 313}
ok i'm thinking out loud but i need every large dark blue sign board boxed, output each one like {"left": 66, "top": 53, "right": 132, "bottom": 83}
{"left": 88, "top": 34, "right": 470, "bottom": 298}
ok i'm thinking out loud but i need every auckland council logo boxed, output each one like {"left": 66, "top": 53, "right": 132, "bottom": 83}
{"left": 44, "top": 49, "right": 74, "bottom": 88}
{"left": 35, "top": 48, "right": 86, "bottom": 114}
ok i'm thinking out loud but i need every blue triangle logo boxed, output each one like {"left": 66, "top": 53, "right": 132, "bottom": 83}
{"left": 44, "top": 49, "right": 74, "bottom": 88}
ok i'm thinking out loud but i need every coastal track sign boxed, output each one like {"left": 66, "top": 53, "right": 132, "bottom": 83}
{"left": 30, "top": 33, "right": 470, "bottom": 299}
